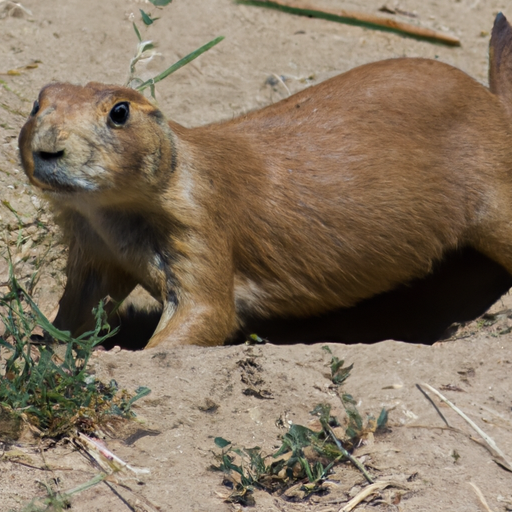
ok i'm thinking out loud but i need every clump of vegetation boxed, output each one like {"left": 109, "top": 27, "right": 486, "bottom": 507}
{"left": 0, "top": 264, "right": 150, "bottom": 440}
{"left": 212, "top": 347, "right": 388, "bottom": 505}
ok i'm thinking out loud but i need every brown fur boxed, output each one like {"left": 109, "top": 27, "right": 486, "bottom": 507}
{"left": 18, "top": 14, "right": 512, "bottom": 348}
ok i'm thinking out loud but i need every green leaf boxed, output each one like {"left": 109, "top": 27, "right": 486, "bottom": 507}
{"left": 330, "top": 356, "right": 344, "bottom": 374}
{"left": 331, "top": 358, "right": 353, "bottom": 386}
{"left": 148, "top": 0, "right": 173, "bottom": 5}
{"left": 214, "top": 436, "right": 231, "bottom": 448}
{"left": 126, "top": 386, "right": 151, "bottom": 407}
{"left": 133, "top": 22, "right": 142, "bottom": 42}
{"left": 222, "top": 454, "right": 244, "bottom": 475}
{"left": 140, "top": 41, "right": 156, "bottom": 53}
{"left": 377, "top": 408, "right": 388, "bottom": 430}
{"left": 140, "top": 9, "right": 160, "bottom": 26}
{"left": 313, "top": 461, "right": 326, "bottom": 481}
{"left": 341, "top": 393, "right": 356, "bottom": 405}
{"left": 275, "top": 423, "right": 318, "bottom": 458}
{"left": 310, "top": 403, "right": 331, "bottom": 423}
{"left": 137, "top": 36, "right": 224, "bottom": 92}
{"left": 300, "top": 456, "right": 314, "bottom": 481}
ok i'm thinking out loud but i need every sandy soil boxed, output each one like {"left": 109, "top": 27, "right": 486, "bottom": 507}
{"left": 1, "top": 0, "right": 512, "bottom": 510}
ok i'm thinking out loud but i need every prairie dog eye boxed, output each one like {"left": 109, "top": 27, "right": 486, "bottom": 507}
{"left": 109, "top": 102, "right": 130, "bottom": 126}
{"left": 30, "top": 100, "right": 40, "bottom": 117}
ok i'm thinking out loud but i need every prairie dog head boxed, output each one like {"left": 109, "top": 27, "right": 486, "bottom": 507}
{"left": 19, "top": 82, "right": 174, "bottom": 203}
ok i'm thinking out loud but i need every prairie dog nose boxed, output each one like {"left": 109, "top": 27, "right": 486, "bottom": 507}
{"left": 31, "top": 108, "right": 68, "bottom": 155}
{"left": 34, "top": 149, "right": 65, "bottom": 163}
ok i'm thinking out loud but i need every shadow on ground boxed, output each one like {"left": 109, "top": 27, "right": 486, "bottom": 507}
{"left": 106, "top": 247, "right": 512, "bottom": 350}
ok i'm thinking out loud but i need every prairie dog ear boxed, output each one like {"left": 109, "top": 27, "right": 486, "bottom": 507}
{"left": 489, "top": 12, "right": 512, "bottom": 112}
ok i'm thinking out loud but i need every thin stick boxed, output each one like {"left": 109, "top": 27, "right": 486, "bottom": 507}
{"left": 321, "top": 420, "right": 374, "bottom": 484}
{"left": 416, "top": 384, "right": 450, "bottom": 427}
{"left": 469, "top": 482, "right": 496, "bottom": 512}
{"left": 240, "top": 0, "right": 461, "bottom": 46}
{"left": 422, "top": 383, "right": 512, "bottom": 471}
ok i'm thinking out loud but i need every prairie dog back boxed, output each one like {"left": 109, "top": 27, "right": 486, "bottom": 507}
{"left": 206, "top": 58, "right": 511, "bottom": 315}
{"left": 18, "top": 13, "right": 512, "bottom": 348}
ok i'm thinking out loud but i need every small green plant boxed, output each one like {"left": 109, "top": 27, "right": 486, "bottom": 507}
{"left": 212, "top": 424, "right": 333, "bottom": 506}
{"left": 212, "top": 350, "right": 388, "bottom": 505}
{"left": 0, "top": 263, "right": 150, "bottom": 439}
{"left": 323, "top": 346, "right": 388, "bottom": 446}
{"left": 127, "top": 0, "right": 224, "bottom": 98}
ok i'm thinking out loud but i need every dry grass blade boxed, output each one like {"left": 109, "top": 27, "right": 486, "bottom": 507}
{"left": 469, "top": 482, "right": 496, "bottom": 512}
{"left": 239, "top": 0, "right": 461, "bottom": 46}
{"left": 422, "top": 383, "right": 512, "bottom": 472}
{"left": 339, "top": 480, "right": 407, "bottom": 512}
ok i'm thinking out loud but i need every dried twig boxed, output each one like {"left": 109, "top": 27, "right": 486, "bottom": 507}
{"left": 322, "top": 421, "right": 374, "bottom": 484}
{"left": 469, "top": 482, "right": 496, "bottom": 512}
{"left": 422, "top": 383, "right": 512, "bottom": 472}
{"left": 339, "top": 480, "right": 407, "bottom": 512}
{"left": 239, "top": 0, "right": 461, "bottom": 46}
{"left": 416, "top": 384, "right": 450, "bottom": 426}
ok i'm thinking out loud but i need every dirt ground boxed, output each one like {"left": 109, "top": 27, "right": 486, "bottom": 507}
{"left": 1, "top": 0, "right": 512, "bottom": 510}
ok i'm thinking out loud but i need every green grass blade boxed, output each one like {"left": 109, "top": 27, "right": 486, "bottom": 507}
{"left": 148, "top": 0, "right": 173, "bottom": 5}
{"left": 137, "top": 36, "right": 224, "bottom": 92}
{"left": 132, "top": 22, "right": 142, "bottom": 42}
{"left": 10, "top": 273, "right": 73, "bottom": 343}
{"left": 377, "top": 407, "right": 388, "bottom": 429}
{"left": 125, "top": 386, "right": 151, "bottom": 409}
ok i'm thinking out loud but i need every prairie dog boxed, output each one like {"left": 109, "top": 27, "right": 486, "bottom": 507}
{"left": 19, "top": 14, "right": 512, "bottom": 348}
